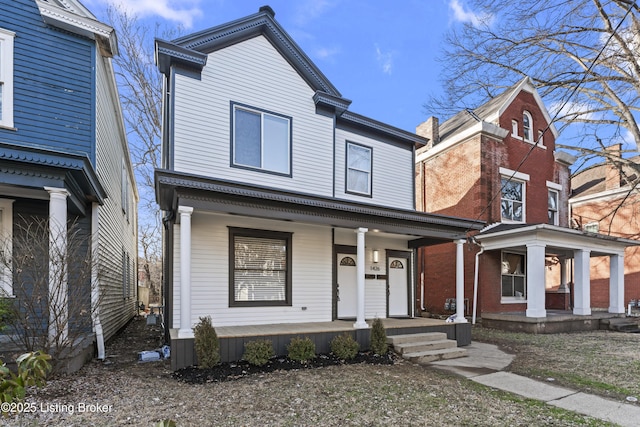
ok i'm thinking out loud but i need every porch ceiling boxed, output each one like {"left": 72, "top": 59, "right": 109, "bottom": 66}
{"left": 155, "top": 169, "right": 484, "bottom": 244}
{"left": 475, "top": 223, "right": 639, "bottom": 256}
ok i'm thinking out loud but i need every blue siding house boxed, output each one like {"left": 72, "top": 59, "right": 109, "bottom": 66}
{"left": 0, "top": 0, "right": 138, "bottom": 371}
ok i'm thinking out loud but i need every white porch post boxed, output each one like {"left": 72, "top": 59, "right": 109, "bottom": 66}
{"left": 455, "top": 239, "right": 467, "bottom": 323}
{"left": 178, "top": 206, "right": 194, "bottom": 338}
{"left": 609, "top": 253, "right": 625, "bottom": 314}
{"left": 354, "top": 227, "right": 369, "bottom": 329}
{"left": 558, "top": 258, "right": 569, "bottom": 293}
{"left": 573, "top": 249, "right": 592, "bottom": 315}
{"left": 45, "top": 187, "right": 69, "bottom": 345}
{"left": 525, "top": 242, "right": 546, "bottom": 318}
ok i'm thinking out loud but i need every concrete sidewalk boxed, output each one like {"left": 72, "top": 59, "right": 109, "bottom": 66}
{"left": 430, "top": 342, "right": 640, "bottom": 427}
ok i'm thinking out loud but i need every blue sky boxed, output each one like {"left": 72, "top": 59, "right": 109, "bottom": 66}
{"left": 85, "top": 0, "right": 480, "bottom": 134}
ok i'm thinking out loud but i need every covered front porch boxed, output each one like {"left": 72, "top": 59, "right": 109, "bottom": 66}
{"left": 170, "top": 317, "right": 471, "bottom": 370}
{"left": 475, "top": 223, "right": 640, "bottom": 319}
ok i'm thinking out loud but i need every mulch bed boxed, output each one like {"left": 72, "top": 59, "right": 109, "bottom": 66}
{"left": 173, "top": 351, "right": 396, "bottom": 384}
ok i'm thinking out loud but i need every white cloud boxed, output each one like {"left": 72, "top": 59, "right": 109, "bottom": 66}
{"left": 449, "top": 0, "right": 492, "bottom": 27}
{"left": 103, "top": 0, "right": 203, "bottom": 28}
{"left": 549, "top": 100, "right": 598, "bottom": 122}
{"left": 315, "top": 46, "right": 340, "bottom": 60}
{"left": 294, "top": 0, "right": 335, "bottom": 26}
{"left": 375, "top": 44, "right": 394, "bottom": 75}
{"left": 620, "top": 128, "right": 638, "bottom": 150}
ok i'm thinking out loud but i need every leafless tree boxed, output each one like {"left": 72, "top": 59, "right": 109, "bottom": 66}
{"left": 0, "top": 217, "right": 101, "bottom": 370}
{"left": 428, "top": 0, "right": 640, "bottom": 233}
{"left": 106, "top": 7, "right": 181, "bottom": 304}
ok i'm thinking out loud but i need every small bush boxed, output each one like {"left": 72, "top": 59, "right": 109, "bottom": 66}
{"left": 193, "top": 316, "right": 220, "bottom": 369}
{"left": 243, "top": 340, "right": 274, "bottom": 366}
{"left": 287, "top": 336, "right": 316, "bottom": 363}
{"left": 370, "top": 318, "right": 388, "bottom": 355}
{"left": 330, "top": 333, "right": 359, "bottom": 360}
{"left": 1, "top": 351, "right": 52, "bottom": 405}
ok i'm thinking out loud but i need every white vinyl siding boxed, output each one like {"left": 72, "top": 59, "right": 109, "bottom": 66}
{"left": 0, "top": 28, "right": 15, "bottom": 128}
{"left": 94, "top": 54, "right": 137, "bottom": 340}
{"left": 335, "top": 129, "right": 414, "bottom": 209}
{"left": 173, "top": 213, "right": 332, "bottom": 327}
{"left": 172, "top": 35, "right": 334, "bottom": 195}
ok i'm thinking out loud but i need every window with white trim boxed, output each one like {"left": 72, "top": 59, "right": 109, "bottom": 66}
{"left": 0, "top": 28, "right": 15, "bottom": 129}
{"left": 511, "top": 120, "right": 518, "bottom": 137}
{"left": 537, "top": 130, "right": 544, "bottom": 146}
{"left": 0, "top": 199, "right": 13, "bottom": 296}
{"left": 501, "top": 177, "right": 525, "bottom": 222}
{"left": 502, "top": 252, "right": 526, "bottom": 300}
{"left": 523, "top": 111, "right": 533, "bottom": 142}
{"left": 346, "top": 142, "right": 372, "bottom": 196}
{"left": 548, "top": 189, "right": 558, "bottom": 225}
{"left": 232, "top": 103, "right": 291, "bottom": 175}
{"left": 584, "top": 222, "right": 599, "bottom": 233}
{"left": 229, "top": 228, "right": 292, "bottom": 306}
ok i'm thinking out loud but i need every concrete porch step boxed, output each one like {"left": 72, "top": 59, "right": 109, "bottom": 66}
{"left": 403, "top": 347, "right": 468, "bottom": 364}
{"left": 387, "top": 332, "right": 448, "bottom": 345}
{"left": 394, "top": 339, "right": 457, "bottom": 355}
{"left": 601, "top": 317, "right": 640, "bottom": 333}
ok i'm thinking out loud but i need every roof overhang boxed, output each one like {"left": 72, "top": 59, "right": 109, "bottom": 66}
{"left": 155, "top": 169, "right": 484, "bottom": 246}
{"left": 474, "top": 223, "right": 639, "bottom": 257}
{"left": 36, "top": 0, "right": 117, "bottom": 57}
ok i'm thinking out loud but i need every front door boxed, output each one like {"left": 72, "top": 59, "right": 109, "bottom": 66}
{"left": 337, "top": 253, "right": 357, "bottom": 318}
{"left": 388, "top": 255, "right": 410, "bottom": 317}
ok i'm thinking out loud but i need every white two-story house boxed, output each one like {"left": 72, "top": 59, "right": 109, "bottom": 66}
{"left": 155, "top": 6, "right": 482, "bottom": 369}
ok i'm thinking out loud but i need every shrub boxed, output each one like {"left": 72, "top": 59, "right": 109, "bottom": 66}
{"left": 330, "top": 333, "right": 359, "bottom": 360}
{"left": 243, "top": 340, "right": 274, "bottom": 366}
{"left": 193, "top": 316, "right": 220, "bottom": 369}
{"left": 370, "top": 318, "right": 388, "bottom": 355}
{"left": 0, "top": 351, "right": 52, "bottom": 405}
{"left": 0, "top": 297, "right": 12, "bottom": 333}
{"left": 287, "top": 336, "right": 316, "bottom": 363}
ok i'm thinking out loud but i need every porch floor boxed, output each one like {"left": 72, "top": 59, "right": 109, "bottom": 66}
{"left": 481, "top": 310, "right": 626, "bottom": 334}
{"left": 214, "top": 317, "right": 448, "bottom": 338}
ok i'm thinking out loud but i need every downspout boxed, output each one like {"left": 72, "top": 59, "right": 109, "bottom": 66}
{"left": 420, "top": 247, "right": 425, "bottom": 311}
{"left": 91, "top": 203, "right": 105, "bottom": 360}
{"left": 472, "top": 240, "right": 484, "bottom": 325}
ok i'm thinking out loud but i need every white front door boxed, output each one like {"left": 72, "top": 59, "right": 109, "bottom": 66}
{"left": 388, "top": 257, "right": 409, "bottom": 317}
{"left": 337, "top": 253, "right": 357, "bottom": 318}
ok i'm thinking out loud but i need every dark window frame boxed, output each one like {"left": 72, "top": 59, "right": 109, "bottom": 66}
{"left": 345, "top": 141, "right": 373, "bottom": 197}
{"left": 228, "top": 227, "right": 293, "bottom": 307}
{"left": 229, "top": 102, "right": 293, "bottom": 177}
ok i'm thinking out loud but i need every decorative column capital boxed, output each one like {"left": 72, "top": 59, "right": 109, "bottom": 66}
{"left": 44, "top": 187, "right": 69, "bottom": 199}
{"left": 356, "top": 227, "right": 368, "bottom": 234}
{"left": 178, "top": 206, "right": 194, "bottom": 216}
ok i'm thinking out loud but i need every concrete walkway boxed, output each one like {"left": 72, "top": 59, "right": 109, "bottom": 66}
{"left": 430, "top": 342, "right": 640, "bottom": 427}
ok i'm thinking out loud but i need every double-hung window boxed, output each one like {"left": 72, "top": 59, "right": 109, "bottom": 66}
{"left": 232, "top": 103, "right": 291, "bottom": 176}
{"left": 229, "top": 228, "right": 292, "bottom": 307}
{"left": 0, "top": 28, "right": 15, "bottom": 129}
{"left": 522, "top": 111, "right": 533, "bottom": 142}
{"left": 548, "top": 189, "right": 558, "bottom": 225}
{"left": 501, "top": 252, "right": 526, "bottom": 300}
{"left": 501, "top": 178, "right": 524, "bottom": 222}
{"left": 346, "top": 142, "right": 372, "bottom": 196}
{"left": 0, "top": 199, "right": 13, "bottom": 296}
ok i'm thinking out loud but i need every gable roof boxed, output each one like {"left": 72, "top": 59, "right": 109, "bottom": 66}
{"left": 438, "top": 77, "right": 559, "bottom": 143}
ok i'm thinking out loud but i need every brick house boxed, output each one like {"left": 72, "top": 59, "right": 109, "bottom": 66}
{"left": 415, "top": 77, "right": 638, "bottom": 323}
{"left": 570, "top": 145, "right": 640, "bottom": 309}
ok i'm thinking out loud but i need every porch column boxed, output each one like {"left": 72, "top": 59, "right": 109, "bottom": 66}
{"left": 354, "top": 227, "right": 369, "bottom": 329}
{"left": 525, "top": 242, "right": 546, "bottom": 318}
{"left": 454, "top": 239, "right": 467, "bottom": 323}
{"left": 45, "top": 187, "right": 69, "bottom": 345}
{"left": 558, "top": 258, "right": 569, "bottom": 293}
{"left": 573, "top": 249, "right": 591, "bottom": 315}
{"left": 609, "top": 253, "right": 625, "bottom": 314}
{"left": 178, "top": 206, "right": 194, "bottom": 338}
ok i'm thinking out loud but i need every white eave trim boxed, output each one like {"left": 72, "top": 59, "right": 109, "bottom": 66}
{"left": 415, "top": 120, "right": 509, "bottom": 163}
{"left": 36, "top": 0, "right": 117, "bottom": 57}
{"left": 570, "top": 184, "right": 639, "bottom": 206}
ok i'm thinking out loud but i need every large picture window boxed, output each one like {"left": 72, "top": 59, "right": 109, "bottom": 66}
{"left": 232, "top": 103, "right": 291, "bottom": 175}
{"left": 229, "top": 228, "right": 292, "bottom": 306}
{"left": 0, "top": 28, "right": 15, "bottom": 129}
{"left": 501, "top": 252, "right": 526, "bottom": 300}
{"left": 346, "top": 142, "right": 372, "bottom": 196}
{"left": 501, "top": 177, "right": 524, "bottom": 222}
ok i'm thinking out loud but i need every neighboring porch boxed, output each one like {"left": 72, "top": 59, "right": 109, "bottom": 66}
{"left": 481, "top": 310, "right": 626, "bottom": 334}
{"left": 170, "top": 317, "right": 471, "bottom": 370}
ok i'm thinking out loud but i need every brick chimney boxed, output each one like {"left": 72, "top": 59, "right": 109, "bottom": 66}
{"left": 416, "top": 117, "right": 439, "bottom": 150}
{"left": 605, "top": 143, "right": 623, "bottom": 190}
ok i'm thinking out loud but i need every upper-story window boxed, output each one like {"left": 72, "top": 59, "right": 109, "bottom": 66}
{"left": 231, "top": 103, "right": 291, "bottom": 176}
{"left": 548, "top": 189, "right": 558, "bottom": 225}
{"left": 499, "top": 167, "right": 530, "bottom": 223}
{"left": 511, "top": 120, "right": 518, "bottom": 137}
{"left": 0, "top": 28, "right": 15, "bottom": 129}
{"left": 522, "top": 111, "right": 533, "bottom": 142}
{"left": 346, "top": 142, "right": 372, "bottom": 196}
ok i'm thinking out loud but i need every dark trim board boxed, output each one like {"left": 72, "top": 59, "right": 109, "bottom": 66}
{"left": 168, "top": 321, "right": 471, "bottom": 370}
